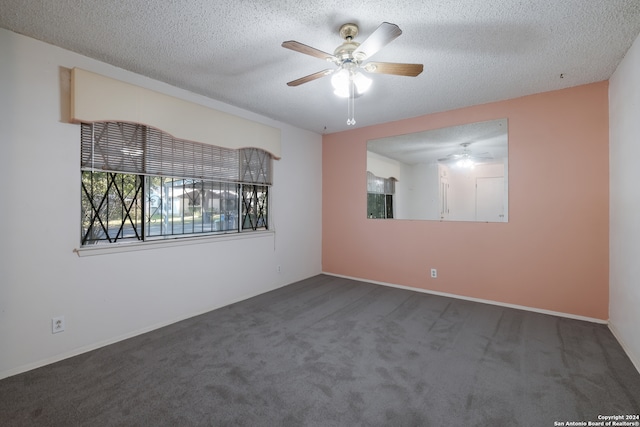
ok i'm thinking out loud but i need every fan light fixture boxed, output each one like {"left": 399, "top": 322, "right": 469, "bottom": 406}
{"left": 331, "top": 64, "right": 372, "bottom": 125}
{"left": 456, "top": 157, "right": 475, "bottom": 169}
{"left": 282, "top": 22, "right": 423, "bottom": 127}
{"left": 331, "top": 68, "right": 372, "bottom": 98}
{"left": 439, "top": 142, "right": 493, "bottom": 169}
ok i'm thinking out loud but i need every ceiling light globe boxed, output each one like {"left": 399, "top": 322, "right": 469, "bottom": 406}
{"left": 353, "top": 72, "right": 372, "bottom": 94}
{"left": 331, "top": 69, "right": 372, "bottom": 98}
{"left": 456, "top": 158, "right": 475, "bottom": 169}
{"left": 331, "top": 69, "right": 350, "bottom": 98}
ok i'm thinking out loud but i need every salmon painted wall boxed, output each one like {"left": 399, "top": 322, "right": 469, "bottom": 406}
{"left": 322, "top": 82, "right": 609, "bottom": 320}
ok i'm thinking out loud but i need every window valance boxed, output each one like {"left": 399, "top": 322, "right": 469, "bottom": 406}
{"left": 366, "top": 150, "right": 400, "bottom": 181}
{"left": 70, "top": 68, "right": 281, "bottom": 159}
{"left": 367, "top": 171, "right": 396, "bottom": 194}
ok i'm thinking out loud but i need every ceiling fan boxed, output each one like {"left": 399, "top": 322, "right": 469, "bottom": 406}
{"left": 282, "top": 22, "right": 424, "bottom": 86}
{"left": 438, "top": 143, "right": 494, "bottom": 168}
{"left": 282, "top": 22, "right": 424, "bottom": 125}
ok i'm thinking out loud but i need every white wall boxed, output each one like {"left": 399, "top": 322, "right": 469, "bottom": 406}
{"left": 609, "top": 31, "right": 640, "bottom": 372}
{"left": 407, "top": 162, "right": 440, "bottom": 220}
{"left": 0, "top": 28, "right": 322, "bottom": 379}
{"left": 443, "top": 162, "right": 505, "bottom": 222}
{"left": 395, "top": 162, "right": 413, "bottom": 219}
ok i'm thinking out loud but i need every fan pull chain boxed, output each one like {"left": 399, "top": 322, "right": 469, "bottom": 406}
{"left": 347, "top": 79, "right": 356, "bottom": 125}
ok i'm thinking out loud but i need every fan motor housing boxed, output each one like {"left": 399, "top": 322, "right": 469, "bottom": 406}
{"left": 334, "top": 41, "right": 361, "bottom": 60}
{"left": 335, "top": 24, "right": 365, "bottom": 62}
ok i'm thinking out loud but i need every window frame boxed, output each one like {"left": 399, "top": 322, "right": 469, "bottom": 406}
{"left": 78, "top": 122, "right": 274, "bottom": 253}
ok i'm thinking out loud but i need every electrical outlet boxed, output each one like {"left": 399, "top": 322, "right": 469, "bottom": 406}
{"left": 277, "top": 265, "right": 281, "bottom": 274}
{"left": 52, "top": 316, "right": 65, "bottom": 334}
{"left": 430, "top": 268, "right": 437, "bottom": 278}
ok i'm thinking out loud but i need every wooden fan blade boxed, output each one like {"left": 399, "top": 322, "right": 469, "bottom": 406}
{"left": 282, "top": 41, "right": 337, "bottom": 62}
{"left": 353, "top": 22, "right": 402, "bottom": 59}
{"left": 363, "top": 62, "right": 424, "bottom": 76}
{"left": 286, "top": 69, "right": 334, "bottom": 87}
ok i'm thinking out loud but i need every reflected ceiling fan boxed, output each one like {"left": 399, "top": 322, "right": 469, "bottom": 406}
{"left": 282, "top": 22, "right": 423, "bottom": 125}
{"left": 438, "top": 143, "right": 494, "bottom": 168}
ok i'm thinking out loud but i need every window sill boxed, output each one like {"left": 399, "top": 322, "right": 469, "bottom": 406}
{"left": 73, "top": 230, "right": 275, "bottom": 257}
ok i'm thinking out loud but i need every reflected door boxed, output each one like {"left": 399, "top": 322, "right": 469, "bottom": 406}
{"left": 476, "top": 177, "right": 504, "bottom": 222}
{"left": 439, "top": 175, "right": 449, "bottom": 220}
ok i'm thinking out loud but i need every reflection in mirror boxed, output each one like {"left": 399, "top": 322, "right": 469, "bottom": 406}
{"left": 367, "top": 119, "right": 508, "bottom": 222}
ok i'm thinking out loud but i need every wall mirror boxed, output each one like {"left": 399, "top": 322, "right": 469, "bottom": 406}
{"left": 367, "top": 118, "right": 508, "bottom": 222}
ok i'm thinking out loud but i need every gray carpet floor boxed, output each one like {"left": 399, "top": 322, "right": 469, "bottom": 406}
{"left": 1, "top": 274, "right": 639, "bottom": 426}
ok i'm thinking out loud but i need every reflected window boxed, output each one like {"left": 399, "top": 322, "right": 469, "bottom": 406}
{"left": 367, "top": 172, "right": 395, "bottom": 219}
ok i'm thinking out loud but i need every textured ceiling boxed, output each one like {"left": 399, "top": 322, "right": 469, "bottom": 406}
{"left": 368, "top": 118, "right": 508, "bottom": 165}
{"left": 1, "top": 1, "right": 640, "bottom": 134}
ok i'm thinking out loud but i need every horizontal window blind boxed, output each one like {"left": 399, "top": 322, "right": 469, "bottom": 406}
{"left": 81, "top": 122, "right": 272, "bottom": 184}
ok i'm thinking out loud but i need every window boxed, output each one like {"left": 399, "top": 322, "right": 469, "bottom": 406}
{"left": 80, "top": 122, "right": 272, "bottom": 246}
{"left": 367, "top": 171, "right": 395, "bottom": 219}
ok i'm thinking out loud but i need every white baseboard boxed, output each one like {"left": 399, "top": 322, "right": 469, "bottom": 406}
{"left": 0, "top": 279, "right": 296, "bottom": 381}
{"left": 4, "top": 273, "right": 625, "bottom": 381}
{"left": 608, "top": 322, "right": 640, "bottom": 375}
{"left": 325, "top": 273, "right": 640, "bottom": 375}
{"left": 323, "top": 272, "right": 608, "bottom": 324}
